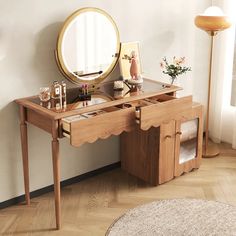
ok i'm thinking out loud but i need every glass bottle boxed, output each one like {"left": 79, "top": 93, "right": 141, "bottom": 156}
{"left": 51, "top": 81, "right": 61, "bottom": 99}
{"left": 61, "top": 80, "right": 67, "bottom": 108}
{"left": 51, "top": 81, "right": 62, "bottom": 110}
{"left": 61, "top": 80, "right": 67, "bottom": 97}
{"left": 39, "top": 87, "right": 50, "bottom": 102}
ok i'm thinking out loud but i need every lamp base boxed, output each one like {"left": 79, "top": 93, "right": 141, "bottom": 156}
{"left": 202, "top": 142, "right": 220, "bottom": 158}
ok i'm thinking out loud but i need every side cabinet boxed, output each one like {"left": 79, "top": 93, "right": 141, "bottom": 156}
{"left": 121, "top": 126, "right": 160, "bottom": 185}
{"left": 158, "top": 120, "right": 175, "bottom": 184}
{"left": 121, "top": 102, "right": 203, "bottom": 186}
{"left": 174, "top": 104, "right": 203, "bottom": 177}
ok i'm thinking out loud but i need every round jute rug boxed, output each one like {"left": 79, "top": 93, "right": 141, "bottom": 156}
{"left": 106, "top": 199, "right": 236, "bottom": 236}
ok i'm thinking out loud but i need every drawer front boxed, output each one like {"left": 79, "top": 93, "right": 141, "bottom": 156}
{"left": 140, "top": 96, "right": 192, "bottom": 130}
{"left": 68, "top": 107, "right": 136, "bottom": 147}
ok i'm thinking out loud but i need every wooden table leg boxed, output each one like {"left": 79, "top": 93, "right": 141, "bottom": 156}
{"left": 51, "top": 120, "right": 61, "bottom": 230}
{"left": 20, "top": 106, "right": 30, "bottom": 205}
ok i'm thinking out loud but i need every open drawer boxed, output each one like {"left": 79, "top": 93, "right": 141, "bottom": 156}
{"left": 62, "top": 106, "right": 136, "bottom": 147}
{"left": 137, "top": 95, "right": 193, "bottom": 130}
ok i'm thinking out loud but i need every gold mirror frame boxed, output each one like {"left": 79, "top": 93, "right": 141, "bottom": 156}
{"left": 55, "top": 7, "right": 121, "bottom": 85}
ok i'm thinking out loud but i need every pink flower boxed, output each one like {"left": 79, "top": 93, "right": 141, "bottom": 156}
{"left": 174, "top": 57, "right": 185, "bottom": 65}
{"left": 160, "top": 62, "right": 164, "bottom": 69}
{"left": 174, "top": 58, "right": 180, "bottom": 65}
{"left": 180, "top": 57, "right": 185, "bottom": 63}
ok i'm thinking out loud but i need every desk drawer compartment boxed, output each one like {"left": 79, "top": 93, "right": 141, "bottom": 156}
{"left": 62, "top": 106, "right": 136, "bottom": 147}
{"left": 139, "top": 95, "right": 193, "bottom": 130}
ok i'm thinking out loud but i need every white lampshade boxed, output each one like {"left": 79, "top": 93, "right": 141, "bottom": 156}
{"left": 195, "top": 5, "right": 231, "bottom": 34}
{"left": 203, "top": 6, "right": 225, "bottom": 16}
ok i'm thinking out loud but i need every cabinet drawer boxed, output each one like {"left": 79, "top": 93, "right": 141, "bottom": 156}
{"left": 62, "top": 106, "right": 136, "bottom": 147}
{"left": 139, "top": 95, "right": 193, "bottom": 130}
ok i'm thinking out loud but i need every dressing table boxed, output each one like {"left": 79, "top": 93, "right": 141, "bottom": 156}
{"left": 15, "top": 7, "right": 203, "bottom": 230}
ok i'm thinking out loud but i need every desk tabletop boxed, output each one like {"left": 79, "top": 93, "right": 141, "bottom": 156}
{"left": 15, "top": 79, "right": 181, "bottom": 120}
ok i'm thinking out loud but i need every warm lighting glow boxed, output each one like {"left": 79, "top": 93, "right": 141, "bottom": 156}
{"left": 194, "top": 6, "right": 231, "bottom": 34}
{"left": 203, "top": 6, "right": 225, "bottom": 16}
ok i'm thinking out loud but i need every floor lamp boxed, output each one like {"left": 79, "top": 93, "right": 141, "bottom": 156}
{"left": 194, "top": 6, "right": 231, "bottom": 157}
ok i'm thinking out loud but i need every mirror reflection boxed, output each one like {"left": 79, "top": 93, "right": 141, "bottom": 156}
{"left": 61, "top": 10, "right": 119, "bottom": 81}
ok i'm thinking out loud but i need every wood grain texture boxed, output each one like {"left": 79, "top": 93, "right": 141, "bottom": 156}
{"left": 15, "top": 96, "right": 57, "bottom": 119}
{"left": 19, "top": 106, "right": 30, "bottom": 205}
{"left": 121, "top": 103, "right": 203, "bottom": 186}
{"left": 69, "top": 107, "right": 136, "bottom": 147}
{"left": 121, "top": 126, "right": 160, "bottom": 185}
{"left": 140, "top": 95, "right": 193, "bottom": 131}
{"left": 159, "top": 120, "right": 176, "bottom": 184}
{"left": 27, "top": 109, "right": 52, "bottom": 134}
{"left": 51, "top": 120, "right": 61, "bottom": 230}
{"left": 15, "top": 80, "right": 202, "bottom": 231}
{"left": 51, "top": 139, "right": 61, "bottom": 230}
{"left": 1, "top": 143, "right": 236, "bottom": 236}
{"left": 14, "top": 79, "right": 181, "bottom": 120}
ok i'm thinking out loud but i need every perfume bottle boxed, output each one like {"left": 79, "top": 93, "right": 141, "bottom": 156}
{"left": 51, "top": 81, "right": 62, "bottom": 110}
{"left": 61, "top": 80, "right": 67, "bottom": 108}
{"left": 39, "top": 87, "right": 50, "bottom": 102}
{"left": 51, "top": 81, "right": 61, "bottom": 99}
{"left": 61, "top": 80, "right": 66, "bottom": 97}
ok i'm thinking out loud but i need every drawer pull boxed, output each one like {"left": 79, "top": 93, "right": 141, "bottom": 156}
{"left": 165, "top": 135, "right": 172, "bottom": 139}
{"left": 176, "top": 131, "right": 182, "bottom": 135}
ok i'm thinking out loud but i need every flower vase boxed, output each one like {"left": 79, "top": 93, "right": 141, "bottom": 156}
{"left": 169, "top": 76, "right": 177, "bottom": 85}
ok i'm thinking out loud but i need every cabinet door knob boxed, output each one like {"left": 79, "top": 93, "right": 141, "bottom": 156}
{"left": 176, "top": 131, "right": 182, "bottom": 135}
{"left": 165, "top": 135, "right": 172, "bottom": 139}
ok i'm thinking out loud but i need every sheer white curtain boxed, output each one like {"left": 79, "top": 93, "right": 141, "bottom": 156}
{"left": 209, "top": 0, "right": 236, "bottom": 147}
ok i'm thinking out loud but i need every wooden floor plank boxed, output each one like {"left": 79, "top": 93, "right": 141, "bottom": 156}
{"left": 1, "top": 143, "right": 236, "bottom": 235}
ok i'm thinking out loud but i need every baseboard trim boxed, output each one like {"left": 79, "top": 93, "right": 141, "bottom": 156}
{"left": 0, "top": 162, "right": 121, "bottom": 210}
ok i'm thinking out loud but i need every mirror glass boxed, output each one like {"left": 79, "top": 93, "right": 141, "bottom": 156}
{"left": 56, "top": 8, "right": 120, "bottom": 84}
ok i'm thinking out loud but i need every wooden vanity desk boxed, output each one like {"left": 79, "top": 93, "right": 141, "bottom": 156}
{"left": 15, "top": 7, "right": 203, "bottom": 230}
{"left": 15, "top": 79, "right": 203, "bottom": 229}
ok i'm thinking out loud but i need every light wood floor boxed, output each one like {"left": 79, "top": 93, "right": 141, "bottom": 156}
{"left": 1, "top": 143, "right": 236, "bottom": 236}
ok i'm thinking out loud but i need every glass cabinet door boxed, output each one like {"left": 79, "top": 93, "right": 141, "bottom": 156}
{"left": 178, "top": 118, "right": 199, "bottom": 164}
{"left": 174, "top": 105, "right": 203, "bottom": 177}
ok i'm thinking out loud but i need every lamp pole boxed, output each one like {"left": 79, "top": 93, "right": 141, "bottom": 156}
{"left": 194, "top": 6, "right": 231, "bottom": 158}
{"left": 203, "top": 32, "right": 219, "bottom": 157}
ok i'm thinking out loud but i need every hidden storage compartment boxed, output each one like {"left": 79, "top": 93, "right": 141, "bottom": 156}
{"left": 61, "top": 105, "right": 136, "bottom": 147}
{"left": 123, "top": 95, "right": 177, "bottom": 123}
{"left": 62, "top": 106, "right": 128, "bottom": 133}
{"left": 138, "top": 95, "right": 193, "bottom": 130}
{"left": 117, "top": 100, "right": 155, "bottom": 123}
{"left": 146, "top": 94, "right": 176, "bottom": 103}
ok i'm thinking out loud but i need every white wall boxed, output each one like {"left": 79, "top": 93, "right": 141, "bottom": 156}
{"left": 0, "top": 0, "right": 211, "bottom": 202}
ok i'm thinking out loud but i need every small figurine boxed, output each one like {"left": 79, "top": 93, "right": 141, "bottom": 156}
{"left": 128, "top": 50, "right": 143, "bottom": 85}
{"left": 129, "top": 51, "right": 139, "bottom": 80}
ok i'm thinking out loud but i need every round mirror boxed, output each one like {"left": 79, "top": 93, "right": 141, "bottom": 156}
{"left": 56, "top": 8, "right": 120, "bottom": 85}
